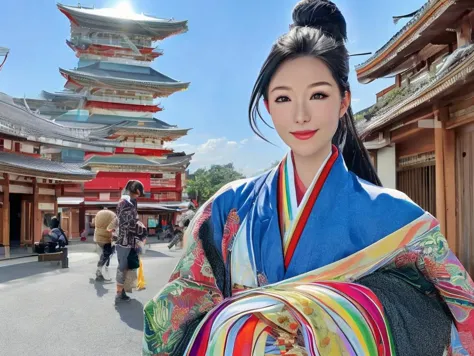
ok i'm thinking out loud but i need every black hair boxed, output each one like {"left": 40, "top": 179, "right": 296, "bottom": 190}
{"left": 124, "top": 180, "right": 145, "bottom": 197}
{"left": 249, "top": 0, "right": 381, "bottom": 186}
{"left": 50, "top": 216, "right": 60, "bottom": 229}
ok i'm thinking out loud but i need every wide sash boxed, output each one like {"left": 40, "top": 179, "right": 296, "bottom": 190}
{"left": 185, "top": 213, "right": 466, "bottom": 356}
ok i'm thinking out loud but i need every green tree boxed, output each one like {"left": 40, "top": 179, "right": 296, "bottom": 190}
{"left": 186, "top": 164, "right": 244, "bottom": 205}
{"left": 267, "top": 160, "right": 280, "bottom": 170}
{"left": 253, "top": 160, "right": 281, "bottom": 176}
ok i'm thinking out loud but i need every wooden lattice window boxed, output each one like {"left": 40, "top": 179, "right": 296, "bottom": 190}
{"left": 397, "top": 152, "right": 436, "bottom": 215}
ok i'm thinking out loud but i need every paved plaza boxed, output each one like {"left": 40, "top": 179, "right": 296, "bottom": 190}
{"left": 0, "top": 243, "right": 181, "bottom": 356}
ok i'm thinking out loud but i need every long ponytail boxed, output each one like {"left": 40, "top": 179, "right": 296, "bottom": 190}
{"left": 333, "top": 107, "right": 381, "bottom": 186}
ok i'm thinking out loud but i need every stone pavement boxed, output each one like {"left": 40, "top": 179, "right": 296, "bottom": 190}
{"left": 0, "top": 243, "right": 182, "bottom": 356}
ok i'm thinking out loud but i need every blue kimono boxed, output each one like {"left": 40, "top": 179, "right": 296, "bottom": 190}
{"left": 143, "top": 148, "right": 455, "bottom": 355}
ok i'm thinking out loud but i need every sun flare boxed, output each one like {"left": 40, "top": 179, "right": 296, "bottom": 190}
{"left": 113, "top": 1, "right": 135, "bottom": 18}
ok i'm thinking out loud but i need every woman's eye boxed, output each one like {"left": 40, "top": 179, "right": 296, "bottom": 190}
{"left": 275, "top": 96, "right": 290, "bottom": 103}
{"left": 311, "top": 93, "right": 328, "bottom": 100}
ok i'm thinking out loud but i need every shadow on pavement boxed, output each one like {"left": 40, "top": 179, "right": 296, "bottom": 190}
{"left": 142, "top": 250, "right": 173, "bottom": 258}
{"left": 89, "top": 278, "right": 111, "bottom": 297}
{"left": 0, "top": 261, "right": 66, "bottom": 284}
{"left": 115, "top": 298, "right": 144, "bottom": 331}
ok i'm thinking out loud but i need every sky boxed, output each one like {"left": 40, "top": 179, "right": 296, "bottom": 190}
{"left": 0, "top": 0, "right": 426, "bottom": 176}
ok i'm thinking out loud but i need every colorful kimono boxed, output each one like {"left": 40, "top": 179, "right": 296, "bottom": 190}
{"left": 143, "top": 147, "right": 474, "bottom": 355}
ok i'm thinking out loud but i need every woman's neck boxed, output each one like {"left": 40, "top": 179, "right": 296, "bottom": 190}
{"left": 292, "top": 146, "right": 332, "bottom": 188}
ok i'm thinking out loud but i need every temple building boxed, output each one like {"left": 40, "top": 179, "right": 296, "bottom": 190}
{"left": 0, "top": 90, "right": 119, "bottom": 257}
{"left": 25, "top": 4, "right": 194, "bottom": 234}
{"left": 356, "top": 0, "right": 473, "bottom": 274}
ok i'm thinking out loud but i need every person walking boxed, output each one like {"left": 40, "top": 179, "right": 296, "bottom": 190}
{"left": 114, "top": 180, "right": 146, "bottom": 304}
{"left": 93, "top": 206, "right": 117, "bottom": 282}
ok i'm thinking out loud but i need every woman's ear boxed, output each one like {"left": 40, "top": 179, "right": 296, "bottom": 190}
{"left": 264, "top": 99, "right": 270, "bottom": 114}
{"left": 340, "top": 91, "right": 351, "bottom": 118}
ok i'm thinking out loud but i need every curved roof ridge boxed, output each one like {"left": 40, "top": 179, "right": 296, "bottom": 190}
{"left": 355, "top": 0, "right": 438, "bottom": 70}
{"left": 0, "top": 92, "right": 116, "bottom": 149}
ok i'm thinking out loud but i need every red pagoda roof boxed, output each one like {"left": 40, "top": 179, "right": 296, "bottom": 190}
{"left": 57, "top": 3, "right": 188, "bottom": 41}
{"left": 85, "top": 101, "right": 162, "bottom": 113}
{"left": 66, "top": 41, "right": 162, "bottom": 61}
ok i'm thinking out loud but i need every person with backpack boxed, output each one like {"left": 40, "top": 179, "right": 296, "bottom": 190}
{"left": 93, "top": 207, "right": 117, "bottom": 282}
{"left": 48, "top": 217, "right": 68, "bottom": 250}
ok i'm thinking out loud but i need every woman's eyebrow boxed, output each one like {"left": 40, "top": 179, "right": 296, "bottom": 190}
{"left": 308, "top": 81, "right": 332, "bottom": 88}
{"left": 270, "top": 81, "right": 332, "bottom": 92}
{"left": 270, "top": 85, "right": 291, "bottom": 92}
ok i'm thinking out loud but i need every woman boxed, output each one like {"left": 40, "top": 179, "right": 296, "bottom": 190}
{"left": 114, "top": 180, "right": 147, "bottom": 304}
{"left": 143, "top": 1, "right": 474, "bottom": 355}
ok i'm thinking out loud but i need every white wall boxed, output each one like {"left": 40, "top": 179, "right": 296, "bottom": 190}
{"left": 376, "top": 145, "right": 397, "bottom": 189}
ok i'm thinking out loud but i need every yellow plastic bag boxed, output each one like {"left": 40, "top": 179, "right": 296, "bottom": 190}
{"left": 137, "top": 258, "right": 146, "bottom": 290}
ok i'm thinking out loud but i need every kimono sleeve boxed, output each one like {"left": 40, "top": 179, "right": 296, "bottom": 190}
{"left": 380, "top": 226, "right": 474, "bottom": 354}
{"left": 142, "top": 201, "right": 224, "bottom": 356}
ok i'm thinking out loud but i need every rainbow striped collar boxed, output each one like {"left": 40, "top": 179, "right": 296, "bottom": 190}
{"left": 278, "top": 146, "right": 338, "bottom": 268}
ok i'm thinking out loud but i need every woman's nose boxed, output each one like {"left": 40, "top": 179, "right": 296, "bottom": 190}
{"left": 294, "top": 100, "right": 310, "bottom": 124}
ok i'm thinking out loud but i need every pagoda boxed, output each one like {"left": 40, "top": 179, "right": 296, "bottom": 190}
{"left": 37, "top": 3, "right": 193, "bottom": 232}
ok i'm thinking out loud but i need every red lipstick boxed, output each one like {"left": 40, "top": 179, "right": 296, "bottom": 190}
{"left": 290, "top": 130, "right": 318, "bottom": 140}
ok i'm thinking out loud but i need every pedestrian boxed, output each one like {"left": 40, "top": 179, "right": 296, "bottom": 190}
{"left": 40, "top": 217, "right": 68, "bottom": 253}
{"left": 114, "top": 180, "right": 146, "bottom": 304}
{"left": 93, "top": 206, "right": 117, "bottom": 282}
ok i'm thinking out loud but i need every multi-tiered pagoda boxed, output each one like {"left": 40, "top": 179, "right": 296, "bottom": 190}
{"left": 36, "top": 3, "right": 193, "bottom": 232}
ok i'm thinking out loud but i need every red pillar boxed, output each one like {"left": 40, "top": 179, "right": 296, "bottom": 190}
{"left": 176, "top": 173, "right": 182, "bottom": 201}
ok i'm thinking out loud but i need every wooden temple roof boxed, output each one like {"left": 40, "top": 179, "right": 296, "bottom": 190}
{"left": 41, "top": 90, "right": 84, "bottom": 103}
{"left": 54, "top": 115, "right": 190, "bottom": 139}
{"left": 356, "top": 0, "right": 472, "bottom": 83}
{"left": 356, "top": 44, "right": 474, "bottom": 138}
{"left": 0, "top": 151, "right": 95, "bottom": 181}
{"left": 83, "top": 152, "right": 193, "bottom": 172}
{"left": 57, "top": 3, "right": 188, "bottom": 41}
{"left": 95, "top": 122, "right": 190, "bottom": 138}
{"left": 0, "top": 93, "right": 116, "bottom": 152}
{"left": 60, "top": 63, "right": 190, "bottom": 97}
{"left": 13, "top": 97, "right": 79, "bottom": 118}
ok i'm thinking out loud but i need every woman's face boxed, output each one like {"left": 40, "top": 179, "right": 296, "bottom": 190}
{"left": 267, "top": 56, "right": 350, "bottom": 159}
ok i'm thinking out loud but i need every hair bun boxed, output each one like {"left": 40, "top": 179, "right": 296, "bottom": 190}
{"left": 292, "top": 0, "right": 347, "bottom": 42}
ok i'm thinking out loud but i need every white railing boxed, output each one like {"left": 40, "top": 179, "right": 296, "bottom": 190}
{"left": 150, "top": 178, "right": 176, "bottom": 188}
{"left": 153, "top": 192, "right": 178, "bottom": 201}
